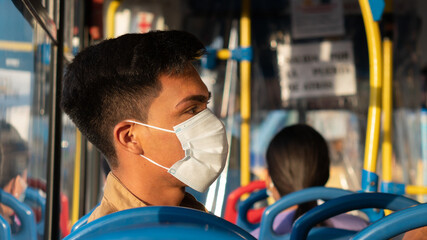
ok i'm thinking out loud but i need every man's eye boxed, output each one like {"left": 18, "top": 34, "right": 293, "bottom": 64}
{"left": 186, "top": 107, "right": 198, "bottom": 114}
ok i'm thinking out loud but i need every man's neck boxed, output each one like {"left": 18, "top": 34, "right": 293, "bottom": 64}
{"left": 112, "top": 169, "right": 185, "bottom": 206}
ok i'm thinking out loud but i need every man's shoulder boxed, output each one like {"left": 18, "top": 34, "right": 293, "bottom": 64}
{"left": 87, "top": 192, "right": 206, "bottom": 223}
{"left": 87, "top": 199, "right": 118, "bottom": 223}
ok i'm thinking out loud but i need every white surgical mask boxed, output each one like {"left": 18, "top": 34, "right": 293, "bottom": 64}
{"left": 126, "top": 108, "right": 228, "bottom": 192}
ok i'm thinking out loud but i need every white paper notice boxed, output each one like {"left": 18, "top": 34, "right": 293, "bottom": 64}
{"left": 277, "top": 41, "right": 357, "bottom": 101}
{"left": 291, "top": 0, "right": 345, "bottom": 39}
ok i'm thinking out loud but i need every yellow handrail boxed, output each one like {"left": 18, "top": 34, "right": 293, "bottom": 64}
{"left": 406, "top": 185, "right": 427, "bottom": 195}
{"left": 106, "top": 0, "right": 122, "bottom": 38}
{"left": 381, "top": 38, "right": 393, "bottom": 182}
{"left": 71, "top": 129, "right": 82, "bottom": 225}
{"left": 359, "top": 0, "right": 383, "bottom": 174}
{"left": 217, "top": 49, "right": 232, "bottom": 60}
{"left": 240, "top": 0, "right": 251, "bottom": 187}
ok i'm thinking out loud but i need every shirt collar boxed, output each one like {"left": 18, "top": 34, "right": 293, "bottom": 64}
{"left": 104, "top": 172, "right": 207, "bottom": 212}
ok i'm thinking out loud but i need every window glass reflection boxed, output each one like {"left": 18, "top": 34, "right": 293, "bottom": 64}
{"left": 0, "top": 0, "right": 52, "bottom": 238}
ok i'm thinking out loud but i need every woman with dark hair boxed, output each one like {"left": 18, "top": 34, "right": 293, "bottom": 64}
{"left": 251, "top": 124, "right": 367, "bottom": 238}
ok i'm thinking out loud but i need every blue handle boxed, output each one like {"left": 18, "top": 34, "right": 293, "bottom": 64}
{"left": 0, "top": 215, "right": 12, "bottom": 240}
{"left": 65, "top": 206, "right": 256, "bottom": 240}
{"left": 259, "top": 187, "right": 355, "bottom": 240}
{"left": 236, "top": 188, "right": 267, "bottom": 231}
{"left": 0, "top": 190, "right": 37, "bottom": 240}
{"left": 353, "top": 203, "right": 427, "bottom": 240}
{"left": 24, "top": 187, "right": 46, "bottom": 236}
{"left": 291, "top": 192, "right": 419, "bottom": 240}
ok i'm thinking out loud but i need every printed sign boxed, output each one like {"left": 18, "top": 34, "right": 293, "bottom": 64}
{"left": 291, "top": 0, "right": 345, "bottom": 39}
{"left": 277, "top": 40, "right": 357, "bottom": 100}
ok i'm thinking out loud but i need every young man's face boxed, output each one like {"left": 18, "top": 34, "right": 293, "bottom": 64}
{"left": 134, "top": 65, "right": 210, "bottom": 187}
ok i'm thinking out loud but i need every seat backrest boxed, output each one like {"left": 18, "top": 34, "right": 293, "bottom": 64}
{"left": 0, "top": 189, "right": 37, "bottom": 240}
{"left": 224, "top": 180, "right": 266, "bottom": 223}
{"left": 64, "top": 206, "right": 256, "bottom": 240}
{"left": 82, "top": 225, "right": 251, "bottom": 240}
{"left": 27, "top": 178, "right": 70, "bottom": 236}
{"left": 27, "top": 177, "right": 71, "bottom": 237}
{"left": 290, "top": 192, "right": 420, "bottom": 240}
{"left": 0, "top": 215, "right": 12, "bottom": 240}
{"left": 352, "top": 202, "right": 427, "bottom": 240}
{"left": 258, "top": 186, "right": 355, "bottom": 240}
{"left": 24, "top": 187, "right": 46, "bottom": 237}
{"left": 70, "top": 204, "right": 99, "bottom": 232}
{"left": 236, "top": 188, "right": 268, "bottom": 231}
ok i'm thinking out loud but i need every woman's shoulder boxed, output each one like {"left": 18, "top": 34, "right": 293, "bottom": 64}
{"left": 273, "top": 209, "right": 297, "bottom": 234}
{"left": 250, "top": 208, "right": 296, "bottom": 238}
{"left": 328, "top": 213, "right": 369, "bottom": 231}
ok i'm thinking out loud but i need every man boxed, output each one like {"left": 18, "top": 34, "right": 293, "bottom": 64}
{"left": 60, "top": 31, "right": 228, "bottom": 222}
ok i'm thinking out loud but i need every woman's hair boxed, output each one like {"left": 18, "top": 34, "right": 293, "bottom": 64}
{"left": 266, "top": 124, "right": 330, "bottom": 222}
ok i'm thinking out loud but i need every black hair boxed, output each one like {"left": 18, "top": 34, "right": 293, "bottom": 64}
{"left": 61, "top": 31, "right": 206, "bottom": 168}
{"left": 266, "top": 124, "right": 330, "bottom": 222}
{"left": 0, "top": 120, "right": 29, "bottom": 188}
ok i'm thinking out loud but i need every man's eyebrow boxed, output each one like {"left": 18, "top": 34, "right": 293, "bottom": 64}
{"left": 175, "top": 92, "right": 211, "bottom": 108}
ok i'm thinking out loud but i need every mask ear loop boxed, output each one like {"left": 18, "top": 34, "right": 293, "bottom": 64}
{"left": 124, "top": 120, "right": 176, "bottom": 171}
{"left": 139, "top": 154, "right": 170, "bottom": 171}
{"left": 125, "top": 120, "right": 175, "bottom": 133}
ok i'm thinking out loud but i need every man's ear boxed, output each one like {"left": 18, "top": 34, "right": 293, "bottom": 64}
{"left": 113, "top": 121, "right": 143, "bottom": 154}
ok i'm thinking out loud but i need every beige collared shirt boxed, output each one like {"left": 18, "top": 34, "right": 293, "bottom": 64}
{"left": 87, "top": 172, "right": 207, "bottom": 223}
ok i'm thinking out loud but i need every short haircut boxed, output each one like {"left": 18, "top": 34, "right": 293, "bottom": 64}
{"left": 0, "top": 120, "right": 29, "bottom": 188}
{"left": 61, "top": 31, "right": 206, "bottom": 168}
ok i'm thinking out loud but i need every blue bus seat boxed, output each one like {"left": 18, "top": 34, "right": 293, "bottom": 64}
{"left": 70, "top": 204, "right": 98, "bottom": 232}
{"left": 24, "top": 187, "right": 46, "bottom": 237}
{"left": 352, "top": 203, "right": 427, "bottom": 240}
{"left": 290, "top": 192, "right": 420, "bottom": 240}
{"left": 236, "top": 188, "right": 268, "bottom": 231}
{"left": 64, "top": 206, "right": 256, "bottom": 240}
{"left": 84, "top": 225, "right": 252, "bottom": 240}
{"left": 0, "top": 215, "right": 12, "bottom": 240}
{"left": 0, "top": 189, "right": 37, "bottom": 240}
{"left": 258, "top": 186, "right": 356, "bottom": 240}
